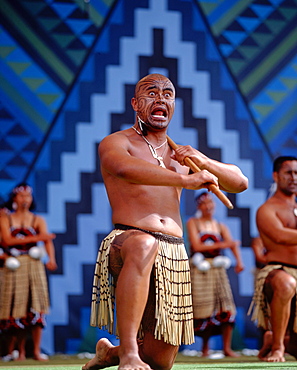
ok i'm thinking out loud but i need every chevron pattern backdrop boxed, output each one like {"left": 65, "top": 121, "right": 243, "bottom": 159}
{"left": 0, "top": 0, "right": 296, "bottom": 355}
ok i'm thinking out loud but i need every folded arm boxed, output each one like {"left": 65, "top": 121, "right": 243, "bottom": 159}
{"left": 172, "top": 145, "right": 248, "bottom": 193}
{"left": 99, "top": 134, "right": 219, "bottom": 190}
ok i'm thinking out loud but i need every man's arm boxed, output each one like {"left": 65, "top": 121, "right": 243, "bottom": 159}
{"left": 251, "top": 237, "right": 267, "bottom": 265}
{"left": 99, "top": 133, "right": 219, "bottom": 190}
{"left": 171, "top": 145, "right": 248, "bottom": 193}
{"left": 256, "top": 204, "right": 297, "bottom": 245}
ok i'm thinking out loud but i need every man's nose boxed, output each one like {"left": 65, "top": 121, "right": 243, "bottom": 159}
{"left": 155, "top": 93, "right": 165, "bottom": 102}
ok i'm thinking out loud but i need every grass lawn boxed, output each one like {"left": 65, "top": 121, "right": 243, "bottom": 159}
{"left": 0, "top": 353, "right": 296, "bottom": 369}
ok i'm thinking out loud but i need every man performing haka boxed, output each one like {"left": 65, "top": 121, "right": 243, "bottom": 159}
{"left": 83, "top": 73, "right": 248, "bottom": 370}
{"left": 249, "top": 156, "right": 297, "bottom": 363}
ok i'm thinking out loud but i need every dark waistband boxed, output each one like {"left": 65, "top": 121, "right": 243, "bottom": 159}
{"left": 114, "top": 224, "right": 184, "bottom": 244}
{"left": 268, "top": 261, "right": 297, "bottom": 269}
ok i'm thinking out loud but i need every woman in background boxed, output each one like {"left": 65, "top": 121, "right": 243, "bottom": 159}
{"left": 0, "top": 183, "right": 57, "bottom": 361}
{"left": 187, "top": 192, "right": 244, "bottom": 357}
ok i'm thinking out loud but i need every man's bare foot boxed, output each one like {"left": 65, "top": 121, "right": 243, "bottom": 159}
{"left": 266, "top": 349, "right": 285, "bottom": 362}
{"left": 258, "top": 331, "right": 273, "bottom": 361}
{"left": 118, "top": 353, "right": 152, "bottom": 370}
{"left": 82, "top": 338, "right": 118, "bottom": 370}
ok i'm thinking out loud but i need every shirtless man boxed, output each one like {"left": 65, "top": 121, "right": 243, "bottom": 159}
{"left": 250, "top": 156, "right": 297, "bottom": 362}
{"left": 83, "top": 73, "right": 248, "bottom": 370}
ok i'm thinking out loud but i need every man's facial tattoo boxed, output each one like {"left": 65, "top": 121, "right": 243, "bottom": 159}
{"left": 135, "top": 75, "right": 174, "bottom": 136}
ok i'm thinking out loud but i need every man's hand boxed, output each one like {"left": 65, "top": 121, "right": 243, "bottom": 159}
{"left": 171, "top": 145, "right": 206, "bottom": 168}
{"left": 183, "top": 170, "right": 218, "bottom": 190}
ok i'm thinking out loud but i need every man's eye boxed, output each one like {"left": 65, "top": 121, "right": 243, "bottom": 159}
{"left": 149, "top": 92, "right": 155, "bottom": 96}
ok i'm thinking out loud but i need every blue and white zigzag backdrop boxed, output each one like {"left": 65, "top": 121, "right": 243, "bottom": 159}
{"left": 0, "top": 0, "right": 296, "bottom": 354}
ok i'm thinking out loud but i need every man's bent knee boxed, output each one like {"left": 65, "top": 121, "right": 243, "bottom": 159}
{"left": 109, "top": 231, "right": 158, "bottom": 278}
{"left": 143, "top": 351, "right": 177, "bottom": 370}
{"left": 265, "top": 270, "right": 296, "bottom": 302}
{"left": 140, "top": 334, "right": 178, "bottom": 370}
{"left": 156, "top": 356, "right": 176, "bottom": 370}
{"left": 121, "top": 232, "right": 158, "bottom": 263}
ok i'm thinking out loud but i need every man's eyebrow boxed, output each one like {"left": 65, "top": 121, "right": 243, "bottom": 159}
{"left": 164, "top": 87, "right": 174, "bottom": 93}
{"left": 146, "top": 85, "right": 157, "bottom": 91}
{"left": 146, "top": 85, "right": 174, "bottom": 93}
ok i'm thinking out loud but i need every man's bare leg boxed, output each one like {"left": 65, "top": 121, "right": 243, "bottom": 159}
{"left": 82, "top": 332, "right": 179, "bottom": 370}
{"left": 258, "top": 330, "right": 297, "bottom": 361}
{"left": 115, "top": 232, "right": 157, "bottom": 370}
{"left": 264, "top": 270, "right": 296, "bottom": 362}
{"left": 84, "top": 230, "right": 183, "bottom": 370}
{"left": 286, "top": 299, "right": 297, "bottom": 360}
{"left": 139, "top": 332, "right": 178, "bottom": 370}
{"left": 84, "top": 231, "right": 158, "bottom": 370}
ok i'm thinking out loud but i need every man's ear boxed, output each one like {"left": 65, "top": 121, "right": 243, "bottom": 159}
{"left": 131, "top": 97, "right": 137, "bottom": 112}
{"left": 272, "top": 171, "right": 278, "bottom": 183}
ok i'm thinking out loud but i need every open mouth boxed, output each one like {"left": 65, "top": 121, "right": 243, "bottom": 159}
{"left": 151, "top": 107, "right": 167, "bottom": 119}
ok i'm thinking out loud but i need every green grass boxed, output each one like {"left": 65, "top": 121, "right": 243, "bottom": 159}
{"left": 0, "top": 353, "right": 296, "bottom": 369}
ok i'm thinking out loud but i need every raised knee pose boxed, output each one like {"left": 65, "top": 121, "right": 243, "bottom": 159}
{"left": 83, "top": 73, "right": 248, "bottom": 370}
{"left": 249, "top": 156, "right": 297, "bottom": 363}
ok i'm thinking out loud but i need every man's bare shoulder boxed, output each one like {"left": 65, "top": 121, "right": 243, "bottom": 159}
{"left": 262, "top": 195, "right": 279, "bottom": 207}
{"left": 99, "top": 129, "right": 133, "bottom": 154}
{"left": 100, "top": 129, "right": 131, "bottom": 144}
{"left": 257, "top": 196, "right": 283, "bottom": 218}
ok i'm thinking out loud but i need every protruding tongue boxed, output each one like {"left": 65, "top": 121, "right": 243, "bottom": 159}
{"left": 153, "top": 110, "right": 164, "bottom": 116}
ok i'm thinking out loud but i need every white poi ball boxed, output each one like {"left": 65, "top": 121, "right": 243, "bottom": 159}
{"left": 29, "top": 247, "right": 42, "bottom": 259}
{"left": 197, "top": 260, "right": 211, "bottom": 272}
{"left": 5, "top": 257, "right": 20, "bottom": 270}
{"left": 213, "top": 255, "right": 232, "bottom": 269}
{"left": 192, "top": 252, "right": 204, "bottom": 268}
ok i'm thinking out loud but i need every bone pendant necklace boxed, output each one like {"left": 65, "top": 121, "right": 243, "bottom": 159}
{"left": 131, "top": 126, "right": 167, "bottom": 168}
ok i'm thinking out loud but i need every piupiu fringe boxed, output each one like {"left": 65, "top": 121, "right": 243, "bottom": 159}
{"left": 90, "top": 228, "right": 194, "bottom": 346}
{"left": 248, "top": 264, "right": 297, "bottom": 333}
